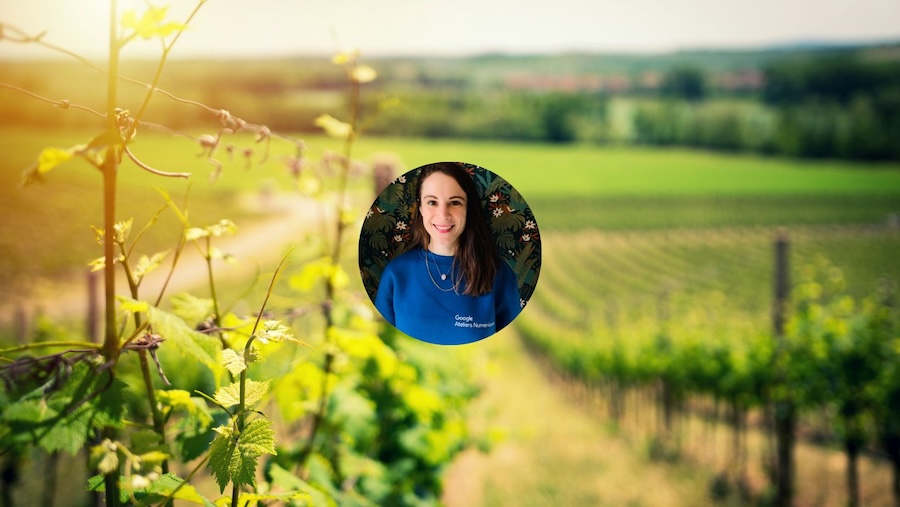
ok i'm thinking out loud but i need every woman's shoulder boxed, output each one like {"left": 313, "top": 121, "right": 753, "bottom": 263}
{"left": 385, "top": 247, "right": 424, "bottom": 270}
{"left": 497, "top": 258, "right": 516, "bottom": 277}
{"left": 494, "top": 259, "right": 519, "bottom": 289}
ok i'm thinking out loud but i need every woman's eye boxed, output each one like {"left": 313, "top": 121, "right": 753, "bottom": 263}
{"left": 450, "top": 200, "right": 463, "bottom": 207}
{"left": 426, "top": 200, "right": 437, "bottom": 206}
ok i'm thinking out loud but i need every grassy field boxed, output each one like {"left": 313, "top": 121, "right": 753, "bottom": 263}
{"left": 2, "top": 127, "right": 899, "bottom": 295}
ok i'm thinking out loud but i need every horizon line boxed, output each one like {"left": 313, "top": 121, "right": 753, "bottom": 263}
{"left": 2, "top": 36, "right": 899, "bottom": 62}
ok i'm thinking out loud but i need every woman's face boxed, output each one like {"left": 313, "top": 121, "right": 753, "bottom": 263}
{"left": 419, "top": 171, "right": 467, "bottom": 255}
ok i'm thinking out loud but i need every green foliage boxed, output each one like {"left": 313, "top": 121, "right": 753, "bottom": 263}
{"left": 170, "top": 293, "right": 216, "bottom": 325}
{"left": 208, "top": 419, "right": 277, "bottom": 492}
{"left": 763, "top": 54, "right": 900, "bottom": 106}
{"left": 267, "top": 464, "right": 333, "bottom": 507}
{"left": 1, "top": 361, "right": 125, "bottom": 454}
{"left": 661, "top": 66, "right": 708, "bottom": 101}
{"left": 221, "top": 349, "right": 248, "bottom": 376}
{"left": 144, "top": 303, "right": 221, "bottom": 372}
{"left": 0, "top": 6, "right": 475, "bottom": 506}
{"left": 782, "top": 259, "right": 895, "bottom": 456}
{"left": 121, "top": 6, "right": 187, "bottom": 41}
{"left": 36, "top": 147, "right": 77, "bottom": 173}
{"left": 213, "top": 379, "right": 269, "bottom": 408}
{"left": 362, "top": 89, "right": 606, "bottom": 143}
{"left": 87, "top": 472, "right": 213, "bottom": 505}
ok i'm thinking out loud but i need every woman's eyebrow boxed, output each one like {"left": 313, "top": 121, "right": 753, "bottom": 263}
{"left": 422, "top": 194, "right": 466, "bottom": 201}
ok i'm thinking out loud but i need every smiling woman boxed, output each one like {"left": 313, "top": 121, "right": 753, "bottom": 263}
{"left": 359, "top": 162, "right": 541, "bottom": 345}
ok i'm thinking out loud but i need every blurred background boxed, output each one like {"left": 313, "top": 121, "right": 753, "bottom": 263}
{"left": 1, "top": 1, "right": 900, "bottom": 506}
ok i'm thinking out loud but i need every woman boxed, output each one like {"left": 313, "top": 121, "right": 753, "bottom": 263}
{"left": 374, "top": 163, "right": 522, "bottom": 345}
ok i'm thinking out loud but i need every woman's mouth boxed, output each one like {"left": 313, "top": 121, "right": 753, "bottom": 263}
{"left": 433, "top": 224, "right": 453, "bottom": 234}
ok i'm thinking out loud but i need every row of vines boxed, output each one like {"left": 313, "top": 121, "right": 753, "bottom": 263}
{"left": 518, "top": 227, "right": 900, "bottom": 506}
{"left": 1, "top": 3, "right": 481, "bottom": 507}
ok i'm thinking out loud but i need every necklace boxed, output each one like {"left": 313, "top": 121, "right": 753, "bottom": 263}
{"left": 425, "top": 251, "right": 460, "bottom": 293}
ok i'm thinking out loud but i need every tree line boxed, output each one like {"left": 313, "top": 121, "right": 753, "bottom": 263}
{"left": 3, "top": 47, "right": 899, "bottom": 160}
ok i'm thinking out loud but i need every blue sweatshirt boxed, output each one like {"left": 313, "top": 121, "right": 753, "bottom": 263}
{"left": 374, "top": 247, "right": 521, "bottom": 345}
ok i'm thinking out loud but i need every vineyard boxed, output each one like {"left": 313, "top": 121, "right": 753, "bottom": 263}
{"left": 517, "top": 224, "right": 900, "bottom": 506}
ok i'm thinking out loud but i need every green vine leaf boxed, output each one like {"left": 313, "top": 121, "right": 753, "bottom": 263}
{"left": 88, "top": 256, "right": 113, "bottom": 273}
{"left": 213, "top": 379, "right": 269, "bottom": 408}
{"left": 130, "top": 427, "right": 168, "bottom": 456}
{"left": 315, "top": 114, "right": 353, "bottom": 139}
{"left": 118, "top": 296, "right": 149, "bottom": 314}
{"left": 208, "top": 427, "right": 239, "bottom": 493}
{"left": 121, "top": 6, "right": 187, "bottom": 40}
{"left": 21, "top": 146, "right": 76, "bottom": 185}
{"left": 290, "top": 257, "right": 349, "bottom": 292}
{"left": 207, "top": 219, "right": 238, "bottom": 237}
{"left": 133, "top": 250, "right": 170, "bottom": 283}
{"left": 114, "top": 218, "right": 134, "bottom": 244}
{"left": 221, "top": 349, "right": 246, "bottom": 376}
{"left": 207, "top": 419, "right": 276, "bottom": 493}
{"left": 255, "top": 320, "right": 293, "bottom": 344}
{"left": 156, "top": 389, "right": 213, "bottom": 427}
{"left": 185, "top": 227, "right": 209, "bottom": 241}
{"left": 267, "top": 464, "right": 331, "bottom": 507}
{"left": 156, "top": 390, "right": 215, "bottom": 461}
{"left": 144, "top": 303, "right": 221, "bottom": 372}
{"left": 2, "top": 362, "right": 125, "bottom": 454}
{"left": 38, "top": 147, "right": 74, "bottom": 172}
{"left": 238, "top": 418, "right": 277, "bottom": 457}
{"left": 170, "top": 293, "right": 215, "bottom": 325}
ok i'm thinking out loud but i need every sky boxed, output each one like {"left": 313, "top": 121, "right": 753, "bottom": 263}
{"left": 1, "top": 0, "right": 899, "bottom": 59}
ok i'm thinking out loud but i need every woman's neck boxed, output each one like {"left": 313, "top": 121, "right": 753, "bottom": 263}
{"left": 427, "top": 242, "right": 456, "bottom": 256}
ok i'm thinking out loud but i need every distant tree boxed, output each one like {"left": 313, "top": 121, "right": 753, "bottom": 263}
{"left": 763, "top": 54, "right": 900, "bottom": 105}
{"left": 660, "top": 66, "right": 707, "bottom": 101}
{"left": 536, "top": 93, "right": 587, "bottom": 143}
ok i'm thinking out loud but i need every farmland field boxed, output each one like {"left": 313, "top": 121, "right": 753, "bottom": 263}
{"left": 2, "top": 127, "right": 899, "bottom": 303}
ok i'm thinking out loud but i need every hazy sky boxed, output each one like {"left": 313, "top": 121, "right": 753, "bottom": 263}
{"left": 1, "top": 0, "right": 899, "bottom": 59}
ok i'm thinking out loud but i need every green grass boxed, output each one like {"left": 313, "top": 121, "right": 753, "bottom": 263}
{"left": 345, "top": 136, "right": 900, "bottom": 197}
{"left": 529, "top": 194, "right": 900, "bottom": 230}
{"left": 350, "top": 135, "right": 900, "bottom": 230}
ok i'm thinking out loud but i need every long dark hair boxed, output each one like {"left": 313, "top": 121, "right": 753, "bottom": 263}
{"left": 410, "top": 162, "right": 499, "bottom": 296}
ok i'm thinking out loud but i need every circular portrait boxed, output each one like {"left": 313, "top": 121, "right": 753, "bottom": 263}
{"left": 358, "top": 161, "right": 542, "bottom": 345}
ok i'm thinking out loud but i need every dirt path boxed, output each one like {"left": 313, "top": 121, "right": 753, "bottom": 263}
{"left": 442, "top": 329, "right": 716, "bottom": 507}
{"left": 0, "top": 193, "right": 330, "bottom": 329}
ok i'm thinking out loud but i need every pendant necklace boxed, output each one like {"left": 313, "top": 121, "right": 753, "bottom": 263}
{"left": 425, "top": 250, "right": 460, "bottom": 293}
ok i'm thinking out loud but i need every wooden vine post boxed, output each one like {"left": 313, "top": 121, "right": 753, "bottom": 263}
{"left": 773, "top": 229, "right": 794, "bottom": 507}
